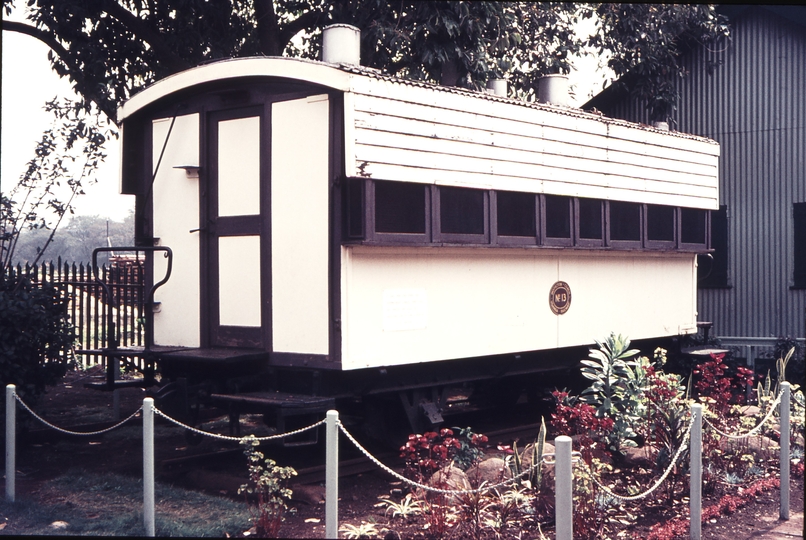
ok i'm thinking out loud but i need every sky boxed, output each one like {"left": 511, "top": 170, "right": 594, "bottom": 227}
{"left": 1, "top": 11, "right": 609, "bottom": 226}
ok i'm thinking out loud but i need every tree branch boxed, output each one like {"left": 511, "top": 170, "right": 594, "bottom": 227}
{"left": 254, "top": 0, "right": 281, "bottom": 56}
{"left": 98, "top": 0, "right": 190, "bottom": 73}
{"left": 279, "top": 9, "right": 327, "bottom": 53}
{"left": 2, "top": 20, "right": 117, "bottom": 120}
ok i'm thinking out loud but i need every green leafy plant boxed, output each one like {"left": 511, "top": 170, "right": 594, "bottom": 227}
{"left": 238, "top": 436, "right": 297, "bottom": 538}
{"left": 579, "top": 333, "right": 642, "bottom": 451}
{"left": 377, "top": 493, "right": 422, "bottom": 518}
{"left": 339, "top": 521, "right": 380, "bottom": 539}
{"left": 0, "top": 273, "right": 74, "bottom": 402}
{"left": 510, "top": 417, "right": 547, "bottom": 490}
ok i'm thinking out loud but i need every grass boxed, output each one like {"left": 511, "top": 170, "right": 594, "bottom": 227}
{"left": 0, "top": 469, "right": 251, "bottom": 536}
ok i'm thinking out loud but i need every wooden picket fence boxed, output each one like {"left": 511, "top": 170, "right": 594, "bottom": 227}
{"left": 8, "top": 256, "right": 146, "bottom": 368}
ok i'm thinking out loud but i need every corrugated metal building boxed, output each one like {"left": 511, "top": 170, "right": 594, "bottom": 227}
{"left": 585, "top": 5, "right": 806, "bottom": 345}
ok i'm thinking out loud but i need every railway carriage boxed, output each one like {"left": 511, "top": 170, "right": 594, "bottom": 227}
{"left": 112, "top": 26, "right": 719, "bottom": 435}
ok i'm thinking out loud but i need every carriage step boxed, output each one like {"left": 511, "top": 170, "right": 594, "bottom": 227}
{"left": 84, "top": 379, "right": 149, "bottom": 391}
{"left": 208, "top": 391, "right": 335, "bottom": 447}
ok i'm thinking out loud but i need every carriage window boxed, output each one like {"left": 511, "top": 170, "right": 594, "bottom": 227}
{"left": 647, "top": 204, "right": 676, "bottom": 243}
{"left": 609, "top": 201, "right": 641, "bottom": 242}
{"left": 699, "top": 205, "right": 729, "bottom": 288}
{"left": 544, "top": 195, "right": 572, "bottom": 239}
{"left": 439, "top": 186, "right": 485, "bottom": 235}
{"left": 681, "top": 208, "right": 707, "bottom": 245}
{"left": 375, "top": 181, "right": 426, "bottom": 234}
{"left": 497, "top": 191, "right": 536, "bottom": 237}
{"left": 578, "top": 198, "right": 603, "bottom": 241}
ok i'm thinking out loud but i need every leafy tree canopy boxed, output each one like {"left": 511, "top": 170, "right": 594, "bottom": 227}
{"left": 3, "top": 1, "right": 729, "bottom": 122}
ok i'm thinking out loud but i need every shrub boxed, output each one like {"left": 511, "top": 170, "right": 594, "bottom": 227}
{"left": 0, "top": 273, "right": 74, "bottom": 401}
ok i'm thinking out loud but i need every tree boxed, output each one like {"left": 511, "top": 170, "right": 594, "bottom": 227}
{"left": 3, "top": 2, "right": 729, "bottom": 121}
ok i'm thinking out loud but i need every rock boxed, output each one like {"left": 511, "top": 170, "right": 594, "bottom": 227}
{"left": 622, "top": 445, "right": 656, "bottom": 469}
{"left": 519, "top": 442, "right": 555, "bottom": 472}
{"left": 49, "top": 521, "right": 69, "bottom": 530}
{"left": 465, "top": 457, "right": 512, "bottom": 488}
{"left": 719, "top": 435, "right": 779, "bottom": 456}
{"left": 425, "top": 464, "right": 471, "bottom": 504}
{"left": 291, "top": 484, "right": 326, "bottom": 505}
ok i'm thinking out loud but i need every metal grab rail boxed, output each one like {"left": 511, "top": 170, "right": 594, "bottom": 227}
{"left": 90, "top": 247, "right": 173, "bottom": 387}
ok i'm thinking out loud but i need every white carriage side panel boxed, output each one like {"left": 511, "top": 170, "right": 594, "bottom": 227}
{"left": 340, "top": 246, "right": 560, "bottom": 370}
{"left": 151, "top": 114, "right": 201, "bottom": 347}
{"left": 219, "top": 235, "right": 262, "bottom": 326}
{"left": 555, "top": 253, "right": 698, "bottom": 348}
{"left": 341, "top": 246, "right": 698, "bottom": 370}
{"left": 271, "top": 95, "right": 330, "bottom": 355}
{"left": 347, "top": 81, "right": 719, "bottom": 210}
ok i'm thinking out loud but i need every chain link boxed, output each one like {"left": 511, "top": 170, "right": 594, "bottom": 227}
{"left": 152, "top": 406, "right": 326, "bottom": 442}
{"left": 338, "top": 421, "right": 540, "bottom": 496}
{"left": 580, "top": 418, "right": 694, "bottom": 503}
{"left": 14, "top": 392, "right": 143, "bottom": 436}
{"left": 702, "top": 391, "right": 783, "bottom": 439}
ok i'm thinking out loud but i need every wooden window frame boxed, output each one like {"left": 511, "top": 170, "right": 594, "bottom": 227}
{"left": 541, "top": 194, "right": 574, "bottom": 247}
{"left": 606, "top": 201, "right": 643, "bottom": 249}
{"left": 575, "top": 198, "right": 605, "bottom": 248}
{"left": 679, "top": 207, "right": 710, "bottom": 252}
{"left": 367, "top": 179, "right": 431, "bottom": 244}
{"left": 432, "top": 185, "right": 490, "bottom": 244}
{"left": 492, "top": 191, "right": 540, "bottom": 246}
{"left": 644, "top": 204, "right": 678, "bottom": 250}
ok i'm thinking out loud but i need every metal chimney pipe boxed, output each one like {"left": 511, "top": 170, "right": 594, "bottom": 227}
{"left": 322, "top": 24, "right": 361, "bottom": 65}
{"left": 537, "top": 74, "right": 570, "bottom": 106}
{"left": 486, "top": 79, "right": 508, "bottom": 97}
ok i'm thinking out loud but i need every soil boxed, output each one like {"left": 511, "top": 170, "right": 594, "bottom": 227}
{"left": 1, "top": 367, "right": 803, "bottom": 538}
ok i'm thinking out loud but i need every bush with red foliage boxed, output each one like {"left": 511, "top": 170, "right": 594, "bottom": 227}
{"left": 550, "top": 390, "right": 614, "bottom": 461}
{"left": 693, "top": 353, "right": 755, "bottom": 415}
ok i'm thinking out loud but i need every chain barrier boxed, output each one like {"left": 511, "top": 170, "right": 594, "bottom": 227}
{"left": 579, "top": 418, "right": 694, "bottom": 503}
{"left": 338, "top": 420, "right": 541, "bottom": 496}
{"left": 14, "top": 392, "right": 142, "bottom": 436}
{"left": 702, "top": 390, "right": 783, "bottom": 439}
{"left": 152, "top": 406, "right": 326, "bottom": 442}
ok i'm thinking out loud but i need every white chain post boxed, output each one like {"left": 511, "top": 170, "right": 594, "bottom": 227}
{"left": 690, "top": 403, "right": 702, "bottom": 540}
{"left": 325, "top": 410, "right": 339, "bottom": 539}
{"left": 5, "top": 385, "right": 15, "bottom": 503}
{"left": 555, "top": 436, "right": 573, "bottom": 540}
{"left": 780, "top": 382, "right": 790, "bottom": 520}
{"left": 143, "top": 397, "right": 155, "bottom": 537}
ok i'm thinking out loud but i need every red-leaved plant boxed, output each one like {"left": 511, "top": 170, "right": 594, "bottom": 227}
{"left": 550, "top": 390, "right": 614, "bottom": 462}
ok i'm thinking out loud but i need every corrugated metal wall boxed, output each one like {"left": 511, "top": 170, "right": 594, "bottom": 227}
{"left": 594, "top": 7, "right": 806, "bottom": 339}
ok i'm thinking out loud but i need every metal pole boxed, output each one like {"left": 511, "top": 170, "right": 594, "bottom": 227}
{"left": 555, "top": 435, "right": 573, "bottom": 540}
{"left": 325, "top": 410, "right": 339, "bottom": 539}
{"left": 780, "top": 382, "right": 790, "bottom": 520}
{"left": 690, "top": 404, "right": 702, "bottom": 540}
{"left": 5, "top": 385, "right": 15, "bottom": 503}
{"left": 143, "top": 397, "right": 155, "bottom": 536}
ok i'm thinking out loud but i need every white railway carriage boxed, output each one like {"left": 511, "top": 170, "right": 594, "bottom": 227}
{"left": 115, "top": 29, "right": 719, "bottom": 433}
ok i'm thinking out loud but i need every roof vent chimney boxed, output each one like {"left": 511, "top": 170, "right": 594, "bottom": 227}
{"left": 486, "top": 79, "right": 508, "bottom": 97}
{"left": 322, "top": 24, "right": 361, "bottom": 65}
{"left": 537, "top": 74, "right": 570, "bottom": 107}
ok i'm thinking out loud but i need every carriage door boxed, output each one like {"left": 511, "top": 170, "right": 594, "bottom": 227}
{"left": 206, "top": 107, "right": 267, "bottom": 348}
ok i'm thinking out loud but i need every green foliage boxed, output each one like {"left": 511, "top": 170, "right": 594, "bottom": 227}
{"left": 6, "top": 2, "right": 730, "bottom": 124}
{"left": 0, "top": 272, "right": 74, "bottom": 401}
{"left": 238, "top": 436, "right": 297, "bottom": 538}
{"left": 590, "top": 4, "right": 731, "bottom": 121}
{"left": 378, "top": 493, "right": 422, "bottom": 518}
{"left": 510, "top": 417, "right": 547, "bottom": 490}
{"left": 579, "top": 332, "right": 642, "bottom": 450}
{"left": 339, "top": 521, "right": 381, "bottom": 539}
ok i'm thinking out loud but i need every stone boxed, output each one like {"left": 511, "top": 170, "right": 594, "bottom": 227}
{"left": 719, "top": 435, "right": 779, "bottom": 456}
{"left": 465, "top": 457, "right": 512, "bottom": 488}
{"left": 425, "top": 464, "right": 471, "bottom": 504}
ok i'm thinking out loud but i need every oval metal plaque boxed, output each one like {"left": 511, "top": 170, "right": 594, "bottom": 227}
{"left": 549, "top": 281, "right": 571, "bottom": 315}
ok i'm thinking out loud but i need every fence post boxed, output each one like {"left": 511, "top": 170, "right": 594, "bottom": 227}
{"left": 555, "top": 435, "right": 573, "bottom": 540}
{"left": 143, "top": 397, "right": 155, "bottom": 537}
{"left": 5, "top": 385, "right": 15, "bottom": 503}
{"left": 780, "top": 382, "right": 790, "bottom": 520}
{"left": 325, "top": 410, "right": 339, "bottom": 539}
{"left": 690, "top": 403, "right": 702, "bottom": 540}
